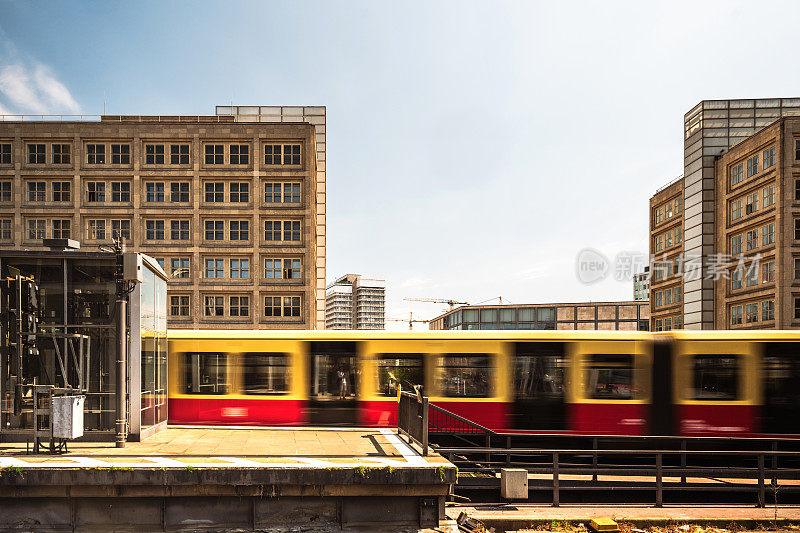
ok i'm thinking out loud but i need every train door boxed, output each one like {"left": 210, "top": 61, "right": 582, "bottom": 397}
{"left": 308, "top": 342, "right": 358, "bottom": 425}
{"left": 762, "top": 343, "right": 800, "bottom": 435}
{"left": 511, "top": 342, "right": 566, "bottom": 430}
{"left": 649, "top": 339, "right": 674, "bottom": 435}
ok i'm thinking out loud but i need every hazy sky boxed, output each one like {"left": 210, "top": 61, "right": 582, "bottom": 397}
{"left": 1, "top": 0, "right": 799, "bottom": 328}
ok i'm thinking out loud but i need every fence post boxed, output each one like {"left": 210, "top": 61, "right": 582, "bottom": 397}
{"left": 421, "top": 397, "right": 429, "bottom": 456}
{"left": 758, "top": 454, "right": 765, "bottom": 508}
{"left": 656, "top": 453, "right": 663, "bottom": 508}
{"left": 592, "top": 437, "right": 598, "bottom": 482}
{"left": 553, "top": 452, "right": 560, "bottom": 507}
{"left": 506, "top": 435, "right": 511, "bottom": 467}
{"left": 772, "top": 440, "right": 778, "bottom": 487}
{"left": 681, "top": 440, "right": 687, "bottom": 485}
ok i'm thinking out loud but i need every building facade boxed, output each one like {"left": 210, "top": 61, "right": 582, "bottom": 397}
{"left": 325, "top": 274, "right": 385, "bottom": 329}
{"left": 649, "top": 177, "right": 684, "bottom": 331}
{"left": 429, "top": 301, "right": 649, "bottom": 331}
{"left": 0, "top": 107, "right": 326, "bottom": 329}
{"left": 633, "top": 266, "right": 650, "bottom": 301}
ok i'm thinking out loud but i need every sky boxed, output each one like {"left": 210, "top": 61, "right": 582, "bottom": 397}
{"left": 1, "top": 0, "right": 799, "bottom": 328}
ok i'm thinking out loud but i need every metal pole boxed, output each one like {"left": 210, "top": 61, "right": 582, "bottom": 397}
{"left": 115, "top": 297, "right": 127, "bottom": 448}
{"left": 553, "top": 452, "right": 560, "bottom": 507}
{"left": 656, "top": 453, "right": 663, "bottom": 507}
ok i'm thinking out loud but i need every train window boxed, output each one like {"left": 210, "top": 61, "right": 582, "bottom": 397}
{"left": 692, "top": 355, "right": 739, "bottom": 400}
{"left": 515, "top": 355, "right": 564, "bottom": 399}
{"left": 185, "top": 353, "right": 228, "bottom": 394}
{"left": 586, "top": 354, "right": 634, "bottom": 400}
{"left": 376, "top": 354, "right": 423, "bottom": 396}
{"left": 438, "top": 354, "right": 492, "bottom": 398}
{"left": 242, "top": 353, "right": 290, "bottom": 394}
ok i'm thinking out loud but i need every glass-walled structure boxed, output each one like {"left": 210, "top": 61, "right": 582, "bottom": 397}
{"left": 0, "top": 249, "right": 168, "bottom": 441}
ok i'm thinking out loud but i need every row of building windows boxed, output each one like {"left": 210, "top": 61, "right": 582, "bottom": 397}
{"left": 730, "top": 299, "right": 774, "bottom": 325}
{"left": 0, "top": 142, "right": 303, "bottom": 167}
{"left": 651, "top": 257, "right": 682, "bottom": 282}
{"left": 653, "top": 196, "right": 682, "bottom": 226}
{"left": 730, "top": 260, "right": 775, "bottom": 290}
{"left": 730, "top": 222, "right": 775, "bottom": 254}
{"left": 652, "top": 285, "right": 682, "bottom": 308}
{"left": 150, "top": 256, "right": 302, "bottom": 281}
{"left": 730, "top": 145, "right": 776, "bottom": 187}
{"left": 730, "top": 183, "right": 776, "bottom": 222}
{"left": 1, "top": 180, "right": 302, "bottom": 206}
{"left": 10, "top": 218, "right": 304, "bottom": 244}
{"left": 653, "top": 226, "right": 683, "bottom": 252}
{"left": 653, "top": 314, "right": 682, "bottom": 331}
{"left": 169, "top": 295, "right": 303, "bottom": 320}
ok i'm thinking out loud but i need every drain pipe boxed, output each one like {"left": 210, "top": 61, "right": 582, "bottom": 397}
{"left": 115, "top": 295, "right": 127, "bottom": 448}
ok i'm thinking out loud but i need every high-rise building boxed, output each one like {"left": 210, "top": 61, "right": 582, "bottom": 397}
{"left": 650, "top": 177, "right": 684, "bottom": 331}
{"left": 325, "top": 274, "right": 385, "bottom": 329}
{"left": 633, "top": 266, "right": 650, "bottom": 301}
{"left": 0, "top": 106, "right": 326, "bottom": 329}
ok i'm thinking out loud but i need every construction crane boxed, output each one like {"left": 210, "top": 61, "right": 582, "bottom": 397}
{"left": 386, "top": 312, "right": 429, "bottom": 330}
{"left": 403, "top": 298, "right": 469, "bottom": 310}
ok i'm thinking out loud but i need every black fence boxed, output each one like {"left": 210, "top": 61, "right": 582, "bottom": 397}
{"left": 397, "top": 391, "right": 429, "bottom": 456}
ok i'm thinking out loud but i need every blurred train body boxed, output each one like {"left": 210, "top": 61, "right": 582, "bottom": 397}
{"left": 167, "top": 330, "right": 800, "bottom": 436}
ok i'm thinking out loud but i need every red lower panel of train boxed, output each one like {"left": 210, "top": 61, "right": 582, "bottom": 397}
{"left": 570, "top": 403, "right": 648, "bottom": 435}
{"left": 359, "top": 400, "right": 511, "bottom": 429}
{"left": 169, "top": 398, "right": 306, "bottom": 426}
{"left": 678, "top": 404, "right": 756, "bottom": 436}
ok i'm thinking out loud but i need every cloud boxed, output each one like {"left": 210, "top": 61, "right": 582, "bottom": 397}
{"left": 0, "top": 65, "right": 45, "bottom": 113}
{"left": 33, "top": 65, "right": 79, "bottom": 113}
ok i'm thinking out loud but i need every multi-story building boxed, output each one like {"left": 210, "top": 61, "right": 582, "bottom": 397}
{"left": 0, "top": 106, "right": 326, "bottom": 329}
{"left": 325, "top": 274, "right": 385, "bottom": 329}
{"left": 429, "top": 301, "right": 649, "bottom": 331}
{"left": 713, "top": 117, "right": 800, "bottom": 329}
{"left": 633, "top": 266, "right": 650, "bottom": 301}
{"left": 649, "top": 177, "right": 684, "bottom": 330}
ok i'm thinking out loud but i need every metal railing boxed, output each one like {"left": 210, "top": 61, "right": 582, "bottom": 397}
{"left": 397, "top": 390, "right": 428, "bottom": 456}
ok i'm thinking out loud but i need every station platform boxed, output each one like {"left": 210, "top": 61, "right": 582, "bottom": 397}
{"left": 0, "top": 426, "right": 456, "bottom": 531}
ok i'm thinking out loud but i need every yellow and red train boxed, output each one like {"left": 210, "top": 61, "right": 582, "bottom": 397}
{"left": 166, "top": 330, "right": 800, "bottom": 436}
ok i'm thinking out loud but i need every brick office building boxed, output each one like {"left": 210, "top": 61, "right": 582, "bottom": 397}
{"left": 0, "top": 106, "right": 326, "bottom": 329}
{"left": 649, "top": 176, "right": 684, "bottom": 331}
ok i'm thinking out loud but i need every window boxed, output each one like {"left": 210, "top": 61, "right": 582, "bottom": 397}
{"left": 52, "top": 181, "right": 70, "bottom": 202}
{"left": 52, "top": 143, "right": 70, "bottom": 164}
{"left": 665, "top": 230, "right": 673, "bottom": 248}
{"left": 747, "top": 154, "right": 759, "bottom": 177}
{"left": 230, "top": 144, "right": 249, "bottom": 164}
{"left": 0, "top": 143, "right": 10, "bottom": 164}
{"left": 796, "top": 258, "right": 800, "bottom": 279}
{"left": 145, "top": 144, "right": 165, "bottom": 165}
{"left": 204, "top": 296, "right": 224, "bottom": 317}
{"left": 230, "top": 258, "right": 249, "bottom": 279}
{"left": 145, "top": 182, "right": 165, "bottom": 202}
{"left": 376, "top": 355, "right": 424, "bottom": 396}
{"left": 796, "top": 218, "right": 800, "bottom": 240}
{"left": 264, "top": 295, "right": 301, "bottom": 317}
{"left": 763, "top": 184, "right": 775, "bottom": 207}
{"left": 762, "top": 260, "right": 775, "bottom": 283}
{"left": 184, "top": 353, "right": 227, "bottom": 394}
{"left": 145, "top": 220, "right": 165, "bottom": 240}
{"left": 264, "top": 144, "right": 301, "bottom": 165}
{"left": 265, "top": 258, "right": 302, "bottom": 279}
{"left": 170, "top": 144, "right": 189, "bottom": 165}
{"left": 87, "top": 182, "right": 105, "bottom": 202}
{"left": 204, "top": 220, "right": 224, "bottom": 240}
{"left": 796, "top": 140, "right": 800, "bottom": 160}
{"left": 438, "top": 354, "right": 491, "bottom": 398}
{"left": 87, "top": 219, "right": 105, "bottom": 240}
{"left": 230, "top": 182, "right": 249, "bottom": 202}
{"left": 664, "top": 288, "right": 672, "bottom": 305}
{"left": 170, "top": 295, "right": 190, "bottom": 317}
{"left": 731, "top": 234, "right": 742, "bottom": 255}
{"left": 676, "top": 226, "right": 683, "bottom": 244}
{"left": 746, "top": 302, "right": 759, "bottom": 323}
{"left": 204, "top": 258, "right": 224, "bottom": 278}
{"left": 111, "top": 219, "right": 130, "bottom": 241}
{"left": 654, "top": 206, "right": 663, "bottom": 225}
{"left": 763, "top": 146, "right": 776, "bottom": 170}
{"left": 170, "top": 257, "right": 190, "bottom": 278}
{"left": 730, "top": 199, "right": 743, "bottom": 221}
{"left": 111, "top": 182, "right": 130, "bottom": 202}
{"left": 730, "top": 162, "right": 744, "bottom": 186}
{"left": 0, "top": 181, "right": 10, "bottom": 202}
{"left": 654, "top": 291, "right": 663, "bottom": 307}
{"left": 86, "top": 144, "right": 105, "bottom": 164}
{"left": 746, "top": 264, "right": 758, "bottom": 287}
{"left": 170, "top": 182, "right": 190, "bottom": 202}
{"left": 763, "top": 300, "right": 775, "bottom": 321}
{"left": 745, "top": 192, "right": 758, "bottom": 215}
{"left": 52, "top": 219, "right": 71, "bottom": 239}
{"left": 230, "top": 296, "right": 249, "bottom": 317}
{"left": 26, "top": 219, "right": 45, "bottom": 239}
{"left": 265, "top": 182, "right": 301, "bottom": 203}
{"left": 204, "top": 182, "right": 224, "bottom": 202}
{"left": 693, "top": 355, "right": 739, "bottom": 400}
{"left": 230, "top": 220, "right": 249, "bottom": 240}
{"left": 111, "top": 144, "right": 130, "bottom": 164}
{"left": 170, "top": 220, "right": 189, "bottom": 240}
{"left": 762, "top": 223, "right": 775, "bottom": 246}
{"left": 654, "top": 319, "right": 662, "bottom": 332}
{"left": 731, "top": 305, "right": 743, "bottom": 325}
{"left": 0, "top": 219, "right": 11, "bottom": 239}
{"left": 204, "top": 144, "right": 223, "bottom": 165}
{"left": 746, "top": 229, "right": 758, "bottom": 251}
{"left": 242, "top": 353, "right": 290, "bottom": 394}
{"left": 797, "top": 179, "right": 800, "bottom": 201}
{"left": 27, "top": 143, "right": 45, "bottom": 164}
{"left": 796, "top": 297, "right": 800, "bottom": 320}
{"left": 585, "top": 354, "right": 634, "bottom": 399}
{"left": 675, "top": 196, "right": 682, "bottom": 214}
{"left": 265, "top": 220, "right": 301, "bottom": 242}
{"left": 731, "top": 269, "right": 742, "bottom": 290}
{"left": 675, "top": 285, "right": 683, "bottom": 303}
{"left": 27, "top": 181, "right": 45, "bottom": 202}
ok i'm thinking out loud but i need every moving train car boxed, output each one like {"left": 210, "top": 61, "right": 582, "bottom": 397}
{"left": 166, "top": 330, "right": 800, "bottom": 437}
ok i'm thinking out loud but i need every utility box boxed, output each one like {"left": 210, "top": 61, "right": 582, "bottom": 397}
{"left": 52, "top": 395, "right": 85, "bottom": 439}
{"left": 500, "top": 468, "right": 528, "bottom": 499}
